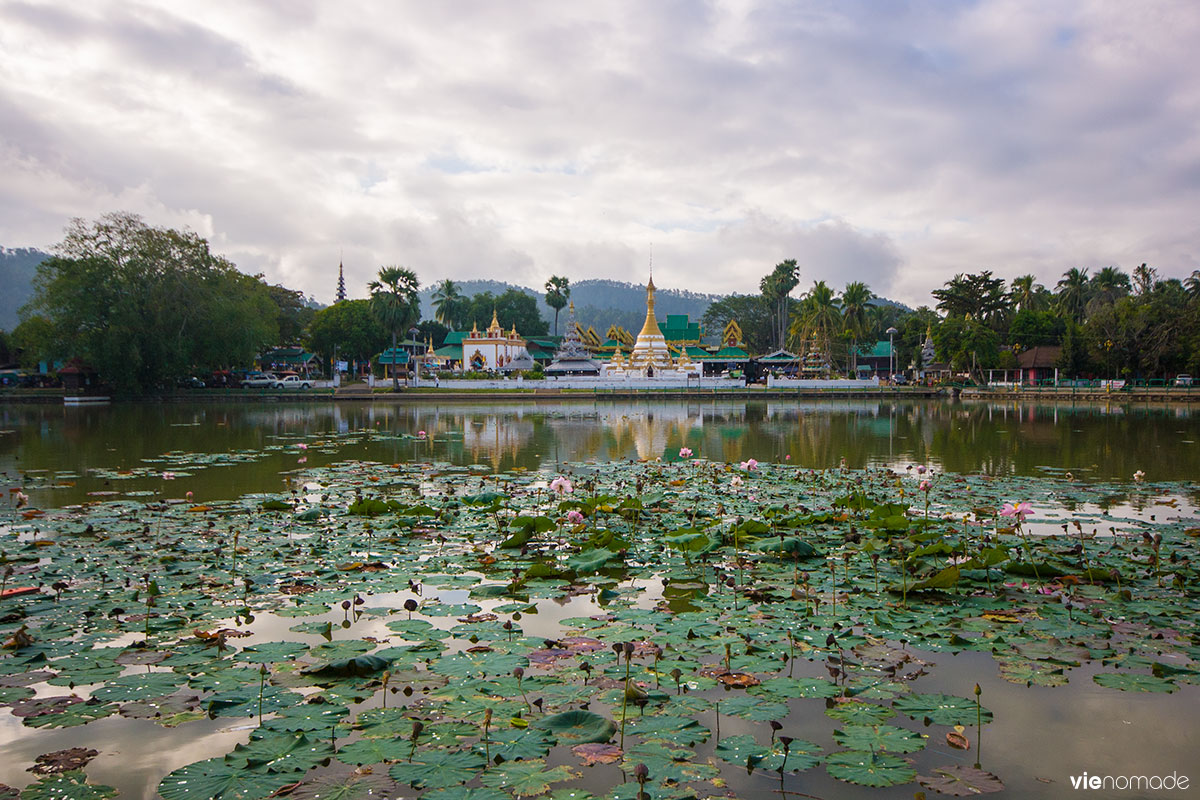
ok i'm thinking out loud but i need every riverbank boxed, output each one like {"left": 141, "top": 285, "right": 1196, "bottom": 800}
{"left": 3, "top": 384, "right": 1198, "bottom": 404}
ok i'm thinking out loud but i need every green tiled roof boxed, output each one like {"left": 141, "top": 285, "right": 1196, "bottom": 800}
{"left": 860, "top": 341, "right": 894, "bottom": 358}
{"left": 376, "top": 348, "right": 410, "bottom": 365}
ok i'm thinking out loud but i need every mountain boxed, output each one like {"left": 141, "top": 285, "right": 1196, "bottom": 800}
{"left": 0, "top": 247, "right": 49, "bottom": 331}
{"left": 418, "top": 278, "right": 720, "bottom": 337}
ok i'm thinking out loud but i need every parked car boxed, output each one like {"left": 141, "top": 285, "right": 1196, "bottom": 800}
{"left": 1175, "top": 374, "right": 1193, "bottom": 387}
{"left": 273, "top": 375, "right": 313, "bottom": 390}
{"left": 892, "top": 374, "right": 909, "bottom": 385}
{"left": 177, "top": 376, "right": 206, "bottom": 389}
{"left": 240, "top": 372, "right": 278, "bottom": 388}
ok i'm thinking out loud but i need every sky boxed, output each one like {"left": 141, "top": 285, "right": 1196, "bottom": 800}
{"left": 1, "top": 1, "right": 1198, "bottom": 308}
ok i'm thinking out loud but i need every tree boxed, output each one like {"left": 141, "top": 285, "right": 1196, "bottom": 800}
{"left": 544, "top": 276, "right": 570, "bottom": 336}
{"left": 22, "top": 213, "right": 278, "bottom": 395}
{"left": 1008, "top": 310, "right": 1065, "bottom": 350}
{"left": 1055, "top": 267, "right": 1091, "bottom": 322}
{"left": 1056, "top": 320, "right": 1089, "bottom": 377}
{"left": 306, "top": 299, "right": 388, "bottom": 370}
{"left": 369, "top": 266, "right": 421, "bottom": 391}
{"left": 789, "top": 280, "right": 841, "bottom": 360}
{"left": 463, "top": 290, "right": 549, "bottom": 337}
{"left": 265, "top": 284, "right": 315, "bottom": 344}
{"left": 702, "top": 294, "right": 773, "bottom": 354}
{"left": 431, "top": 279, "right": 466, "bottom": 330}
{"left": 931, "top": 271, "right": 1009, "bottom": 323}
{"left": 1132, "top": 263, "right": 1158, "bottom": 297}
{"left": 839, "top": 281, "right": 873, "bottom": 372}
{"left": 1185, "top": 270, "right": 1200, "bottom": 301}
{"left": 760, "top": 260, "right": 799, "bottom": 350}
{"left": 1088, "top": 266, "right": 1131, "bottom": 312}
{"left": 1010, "top": 275, "right": 1048, "bottom": 313}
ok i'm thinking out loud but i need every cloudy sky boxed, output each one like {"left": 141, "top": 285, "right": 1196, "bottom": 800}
{"left": 1, "top": 1, "right": 1197, "bottom": 307}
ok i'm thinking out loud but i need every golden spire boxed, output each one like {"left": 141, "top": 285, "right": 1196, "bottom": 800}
{"left": 490, "top": 308, "right": 500, "bottom": 329}
{"left": 638, "top": 272, "right": 661, "bottom": 337}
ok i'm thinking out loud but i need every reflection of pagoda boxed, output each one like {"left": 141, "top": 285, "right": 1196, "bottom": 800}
{"left": 627, "top": 273, "right": 676, "bottom": 376}
{"left": 546, "top": 302, "right": 601, "bottom": 375}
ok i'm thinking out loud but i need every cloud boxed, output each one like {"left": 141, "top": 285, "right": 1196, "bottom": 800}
{"left": 0, "top": 0, "right": 1197, "bottom": 308}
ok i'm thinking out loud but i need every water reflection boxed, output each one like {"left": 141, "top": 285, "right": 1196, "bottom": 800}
{"left": 1, "top": 398, "right": 1198, "bottom": 508}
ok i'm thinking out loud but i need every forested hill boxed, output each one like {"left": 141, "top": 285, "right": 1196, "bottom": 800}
{"left": 0, "top": 247, "right": 49, "bottom": 331}
{"left": 418, "top": 278, "right": 719, "bottom": 335}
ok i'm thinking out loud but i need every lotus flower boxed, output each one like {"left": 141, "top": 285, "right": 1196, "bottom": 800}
{"left": 730, "top": 475, "right": 743, "bottom": 487}
{"left": 679, "top": 447, "right": 693, "bottom": 459}
{"left": 14, "top": 490, "right": 28, "bottom": 508}
{"left": 1133, "top": 470, "right": 1145, "bottom": 482}
{"left": 917, "top": 465, "right": 927, "bottom": 475}
{"left": 919, "top": 480, "right": 931, "bottom": 492}
{"left": 297, "top": 443, "right": 308, "bottom": 450}
{"left": 566, "top": 509, "right": 584, "bottom": 524}
{"left": 162, "top": 472, "right": 176, "bottom": 480}
{"left": 999, "top": 501, "right": 1033, "bottom": 523}
{"left": 550, "top": 476, "right": 573, "bottom": 495}
{"left": 186, "top": 491, "right": 193, "bottom": 501}
{"left": 740, "top": 458, "right": 758, "bottom": 471}
{"left": 418, "top": 430, "right": 426, "bottom": 438}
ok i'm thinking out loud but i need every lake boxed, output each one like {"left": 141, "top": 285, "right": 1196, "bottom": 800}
{"left": 0, "top": 398, "right": 1197, "bottom": 800}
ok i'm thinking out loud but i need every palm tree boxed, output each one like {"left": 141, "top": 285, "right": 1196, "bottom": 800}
{"left": 1088, "top": 266, "right": 1131, "bottom": 314}
{"left": 1132, "top": 263, "right": 1157, "bottom": 296}
{"left": 544, "top": 276, "right": 570, "bottom": 336}
{"left": 839, "top": 281, "right": 873, "bottom": 373}
{"left": 1055, "top": 267, "right": 1090, "bottom": 321}
{"left": 369, "top": 266, "right": 420, "bottom": 391}
{"left": 790, "top": 281, "right": 842, "bottom": 364}
{"left": 431, "top": 279, "right": 463, "bottom": 330}
{"left": 1186, "top": 270, "right": 1200, "bottom": 301}
{"left": 760, "top": 259, "right": 799, "bottom": 350}
{"left": 1010, "top": 275, "right": 1046, "bottom": 312}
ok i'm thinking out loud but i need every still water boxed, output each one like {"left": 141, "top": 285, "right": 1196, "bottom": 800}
{"left": 0, "top": 398, "right": 1198, "bottom": 799}
{"left": 3, "top": 397, "right": 1198, "bottom": 509}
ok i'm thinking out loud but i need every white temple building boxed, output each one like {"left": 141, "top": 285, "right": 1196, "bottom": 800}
{"left": 462, "top": 310, "right": 533, "bottom": 371}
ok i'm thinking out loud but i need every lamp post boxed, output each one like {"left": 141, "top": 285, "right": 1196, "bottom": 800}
{"left": 408, "top": 326, "right": 420, "bottom": 387}
{"left": 886, "top": 327, "right": 898, "bottom": 384}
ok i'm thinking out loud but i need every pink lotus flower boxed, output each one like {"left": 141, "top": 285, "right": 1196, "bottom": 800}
{"left": 418, "top": 430, "right": 427, "bottom": 438}
{"left": 297, "top": 457, "right": 307, "bottom": 464}
{"left": 14, "top": 490, "right": 28, "bottom": 508}
{"left": 679, "top": 447, "right": 693, "bottom": 459}
{"left": 297, "top": 443, "right": 308, "bottom": 450}
{"left": 740, "top": 458, "right": 758, "bottom": 471}
{"left": 1133, "top": 470, "right": 1145, "bottom": 482}
{"left": 784, "top": 454, "right": 791, "bottom": 460}
{"left": 999, "top": 501, "right": 1033, "bottom": 523}
{"left": 549, "top": 476, "right": 573, "bottom": 495}
{"left": 730, "top": 475, "right": 743, "bottom": 487}
{"left": 566, "top": 509, "right": 584, "bottom": 524}
{"left": 919, "top": 480, "right": 931, "bottom": 492}
{"left": 917, "top": 465, "right": 927, "bottom": 475}
{"left": 162, "top": 472, "right": 176, "bottom": 480}
{"left": 186, "top": 491, "right": 194, "bottom": 501}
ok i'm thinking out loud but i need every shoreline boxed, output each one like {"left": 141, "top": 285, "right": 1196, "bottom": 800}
{"left": 2, "top": 385, "right": 1198, "bottom": 405}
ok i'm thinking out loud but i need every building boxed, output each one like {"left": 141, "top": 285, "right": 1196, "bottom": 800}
{"left": 461, "top": 310, "right": 533, "bottom": 371}
{"left": 546, "top": 303, "right": 601, "bottom": 375}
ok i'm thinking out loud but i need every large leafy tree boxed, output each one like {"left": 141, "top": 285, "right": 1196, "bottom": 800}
{"left": 544, "top": 276, "right": 570, "bottom": 336}
{"left": 306, "top": 299, "right": 388, "bottom": 369}
{"left": 431, "top": 279, "right": 466, "bottom": 330}
{"left": 760, "top": 259, "right": 799, "bottom": 350}
{"left": 23, "top": 213, "right": 277, "bottom": 395}
{"left": 701, "top": 294, "right": 773, "bottom": 354}
{"left": 931, "top": 271, "right": 1009, "bottom": 323}
{"left": 369, "top": 266, "right": 421, "bottom": 391}
{"left": 463, "top": 290, "right": 549, "bottom": 337}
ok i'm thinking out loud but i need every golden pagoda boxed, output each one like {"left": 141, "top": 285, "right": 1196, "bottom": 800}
{"left": 627, "top": 273, "right": 675, "bottom": 375}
